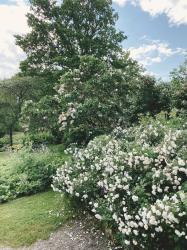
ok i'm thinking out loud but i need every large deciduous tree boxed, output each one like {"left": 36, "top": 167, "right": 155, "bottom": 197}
{"left": 15, "top": 0, "right": 128, "bottom": 144}
{"left": 16, "top": 0, "right": 125, "bottom": 79}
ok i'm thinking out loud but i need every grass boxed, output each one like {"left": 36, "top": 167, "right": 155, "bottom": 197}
{"left": 0, "top": 190, "right": 75, "bottom": 248}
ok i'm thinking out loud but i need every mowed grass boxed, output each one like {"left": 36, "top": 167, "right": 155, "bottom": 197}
{"left": 0, "top": 191, "right": 75, "bottom": 248}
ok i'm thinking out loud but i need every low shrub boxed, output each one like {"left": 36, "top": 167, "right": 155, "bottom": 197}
{"left": 53, "top": 113, "right": 187, "bottom": 249}
{"left": 0, "top": 146, "right": 65, "bottom": 202}
{"left": 0, "top": 135, "right": 10, "bottom": 150}
{"left": 22, "top": 132, "right": 55, "bottom": 147}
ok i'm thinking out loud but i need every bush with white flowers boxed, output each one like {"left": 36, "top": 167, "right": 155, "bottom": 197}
{"left": 57, "top": 55, "right": 141, "bottom": 145}
{"left": 53, "top": 114, "right": 187, "bottom": 249}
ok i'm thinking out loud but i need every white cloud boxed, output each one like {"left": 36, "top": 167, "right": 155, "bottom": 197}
{"left": 129, "top": 40, "right": 186, "bottom": 67}
{"left": 113, "top": 0, "right": 187, "bottom": 26}
{"left": 0, "top": 0, "right": 29, "bottom": 79}
{"left": 113, "top": 0, "right": 129, "bottom": 6}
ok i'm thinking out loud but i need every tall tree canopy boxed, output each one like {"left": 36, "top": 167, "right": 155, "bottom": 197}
{"left": 15, "top": 0, "right": 129, "bottom": 144}
{"left": 16, "top": 0, "right": 125, "bottom": 79}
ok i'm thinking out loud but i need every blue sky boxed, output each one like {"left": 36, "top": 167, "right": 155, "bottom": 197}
{"left": 0, "top": 0, "right": 186, "bottom": 80}
{"left": 113, "top": 0, "right": 187, "bottom": 79}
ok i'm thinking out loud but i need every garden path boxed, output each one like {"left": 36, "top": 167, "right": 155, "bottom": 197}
{"left": 0, "top": 220, "right": 112, "bottom": 250}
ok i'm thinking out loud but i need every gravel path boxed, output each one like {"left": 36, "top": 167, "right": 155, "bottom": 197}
{"left": 0, "top": 219, "right": 112, "bottom": 250}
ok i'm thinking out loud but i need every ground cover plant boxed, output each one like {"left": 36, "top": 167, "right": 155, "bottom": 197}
{"left": 53, "top": 113, "right": 187, "bottom": 249}
{"left": 0, "top": 191, "right": 75, "bottom": 247}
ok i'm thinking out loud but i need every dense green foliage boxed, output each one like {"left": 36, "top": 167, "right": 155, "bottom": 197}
{"left": 57, "top": 55, "right": 142, "bottom": 144}
{"left": 21, "top": 96, "right": 62, "bottom": 143}
{"left": 16, "top": 0, "right": 125, "bottom": 78}
{"left": 0, "top": 145, "right": 66, "bottom": 202}
{"left": 14, "top": 0, "right": 127, "bottom": 144}
{"left": 0, "top": 76, "right": 47, "bottom": 145}
{"left": 22, "top": 131, "right": 56, "bottom": 146}
{"left": 170, "top": 60, "right": 187, "bottom": 112}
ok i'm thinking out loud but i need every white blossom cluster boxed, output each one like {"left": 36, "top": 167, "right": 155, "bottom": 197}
{"left": 53, "top": 120, "right": 187, "bottom": 249}
{"left": 58, "top": 103, "right": 77, "bottom": 130}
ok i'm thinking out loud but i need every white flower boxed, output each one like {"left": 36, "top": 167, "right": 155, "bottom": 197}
{"left": 94, "top": 203, "right": 99, "bottom": 208}
{"left": 138, "top": 221, "right": 143, "bottom": 227}
{"left": 178, "top": 158, "right": 185, "bottom": 166}
{"left": 124, "top": 240, "right": 130, "bottom": 245}
{"left": 175, "top": 230, "right": 182, "bottom": 237}
{"left": 133, "top": 240, "right": 138, "bottom": 245}
{"left": 95, "top": 214, "right": 102, "bottom": 220}
{"left": 82, "top": 194, "right": 88, "bottom": 199}
{"left": 112, "top": 214, "right": 118, "bottom": 221}
{"left": 149, "top": 216, "right": 157, "bottom": 225}
{"left": 133, "top": 229, "right": 138, "bottom": 235}
{"left": 132, "top": 195, "right": 139, "bottom": 202}
{"left": 123, "top": 207, "right": 127, "bottom": 212}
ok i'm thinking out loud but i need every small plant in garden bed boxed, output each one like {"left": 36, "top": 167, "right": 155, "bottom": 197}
{"left": 53, "top": 113, "right": 187, "bottom": 249}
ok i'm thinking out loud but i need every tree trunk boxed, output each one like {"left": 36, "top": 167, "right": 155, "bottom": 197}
{"left": 9, "top": 127, "right": 13, "bottom": 147}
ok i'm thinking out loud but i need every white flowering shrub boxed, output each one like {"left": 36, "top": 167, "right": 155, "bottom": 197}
{"left": 57, "top": 55, "right": 141, "bottom": 145}
{"left": 53, "top": 114, "right": 187, "bottom": 249}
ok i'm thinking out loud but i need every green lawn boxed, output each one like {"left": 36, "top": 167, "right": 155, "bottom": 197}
{"left": 0, "top": 191, "right": 74, "bottom": 248}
